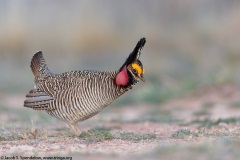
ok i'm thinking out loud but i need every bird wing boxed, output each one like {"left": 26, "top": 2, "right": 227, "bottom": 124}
{"left": 24, "top": 70, "right": 95, "bottom": 111}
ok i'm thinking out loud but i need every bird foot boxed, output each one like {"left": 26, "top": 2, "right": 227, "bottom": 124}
{"left": 68, "top": 123, "right": 81, "bottom": 136}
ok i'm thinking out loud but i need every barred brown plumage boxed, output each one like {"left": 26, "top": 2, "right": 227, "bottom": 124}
{"left": 24, "top": 38, "right": 146, "bottom": 135}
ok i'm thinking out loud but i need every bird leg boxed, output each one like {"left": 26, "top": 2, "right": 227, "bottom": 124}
{"left": 68, "top": 123, "right": 80, "bottom": 136}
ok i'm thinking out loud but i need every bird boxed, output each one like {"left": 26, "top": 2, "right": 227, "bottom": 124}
{"left": 24, "top": 38, "right": 146, "bottom": 135}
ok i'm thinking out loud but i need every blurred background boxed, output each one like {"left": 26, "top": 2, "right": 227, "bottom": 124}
{"left": 1, "top": 0, "right": 240, "bottom": 110}
{"left": 1, "top": 1, "right": 240, "bottom": 157}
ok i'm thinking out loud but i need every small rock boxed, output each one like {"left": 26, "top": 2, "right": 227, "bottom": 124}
{"left": 3, "top": 146, "right": 10, "bottom": 149}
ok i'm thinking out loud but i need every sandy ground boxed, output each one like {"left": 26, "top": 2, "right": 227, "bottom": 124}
{"left": 0, "top": 85, "right": 240, "bottom": 159}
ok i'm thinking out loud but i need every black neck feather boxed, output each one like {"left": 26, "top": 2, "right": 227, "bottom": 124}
{"left": 119, "top": 38, "right": 146, "bottom": 71}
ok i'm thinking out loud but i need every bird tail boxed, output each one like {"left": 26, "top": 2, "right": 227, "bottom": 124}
{"left": 24, "top": 89, "right": 54, "bottom": 111}
{"left": 30, "top": 51, "right": 51, "bottom": 77}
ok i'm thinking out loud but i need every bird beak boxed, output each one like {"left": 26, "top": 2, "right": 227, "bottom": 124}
{"left": 139, "top": 75, "right": 145, "bottom": 82}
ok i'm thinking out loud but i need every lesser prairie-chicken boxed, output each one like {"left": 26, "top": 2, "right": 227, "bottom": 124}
{"left": 24, "top": 38, "right": 146, "bottom": 135}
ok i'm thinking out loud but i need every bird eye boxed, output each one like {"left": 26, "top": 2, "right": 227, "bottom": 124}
{"left": 132, "top": 69, "right": 137, "bottom": 74}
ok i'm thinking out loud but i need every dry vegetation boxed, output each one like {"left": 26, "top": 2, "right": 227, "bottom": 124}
{"left": 0, "top": 85, "right": 240, "bottom": 159}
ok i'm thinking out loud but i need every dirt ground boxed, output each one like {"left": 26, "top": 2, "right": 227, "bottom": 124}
{"left": 0, "top": 85, "right": 240, "bottom": 160}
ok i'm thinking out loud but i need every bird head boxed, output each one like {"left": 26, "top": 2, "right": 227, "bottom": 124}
{"left": 116, "top": 38, "right": 146, "bottom": 87}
